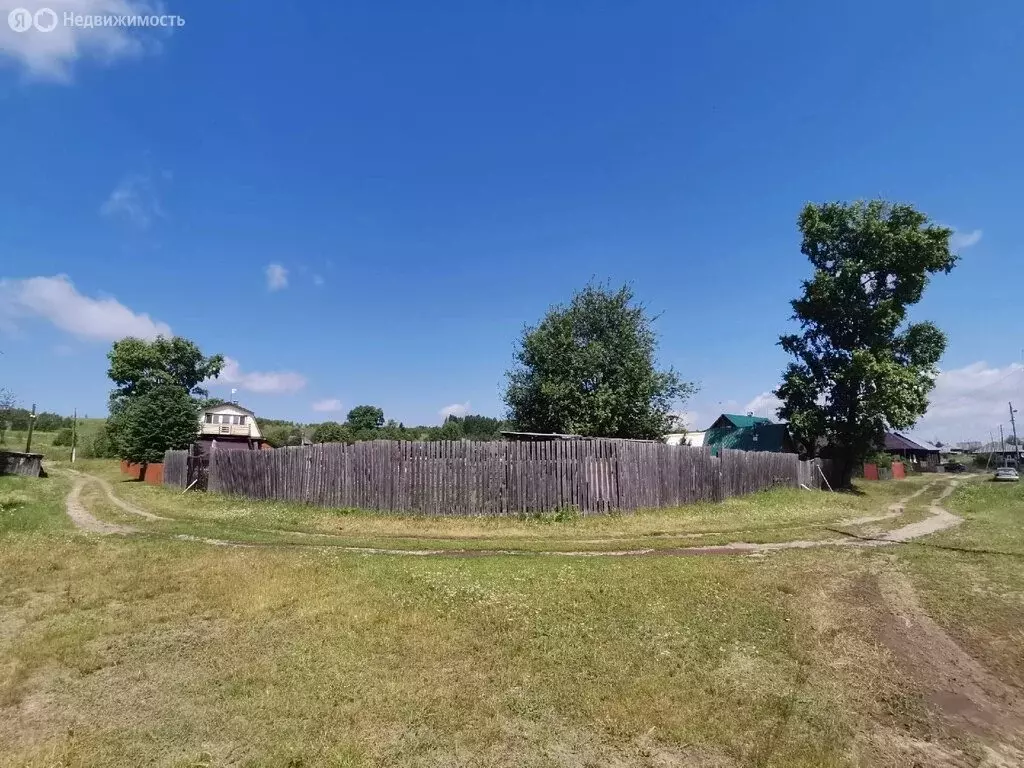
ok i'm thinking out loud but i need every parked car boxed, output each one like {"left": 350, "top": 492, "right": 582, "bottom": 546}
{"left": 993, "top": 467, "right": 1019, "bottom": 482}
{"left": 943, "top": 461, "right": 968, "bottom": 473}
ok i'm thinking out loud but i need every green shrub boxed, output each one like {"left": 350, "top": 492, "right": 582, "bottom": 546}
{"left": 51, "top": 428, "right": 74, "bottom": 447}
{"left": 864, "top": 451, "right": 893, "bottom": 469}
{"left": 86, "top": 425, "right": 119, "bottom": 459}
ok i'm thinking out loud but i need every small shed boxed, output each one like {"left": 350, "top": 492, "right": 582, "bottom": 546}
{"left": 883, "top": 432, "right": 941, "bottom": 470}
{"left": 0, "top": 451, "right": 45, "bottom": 477}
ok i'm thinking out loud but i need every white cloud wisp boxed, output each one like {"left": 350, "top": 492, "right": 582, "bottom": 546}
{"left": 312, "top": 398, "right": 344, "bottom": 413}
{"left": 217, "top": 357, "right": 307, "bottom": 395}
{"left": 265, "top": 263, "right": 288, "bottom": 291}
{"left": 439, "top": 402, "right": 470, "bottom": 420}
{"left": 0, "top": 274, "right": 171, "bottom": 340}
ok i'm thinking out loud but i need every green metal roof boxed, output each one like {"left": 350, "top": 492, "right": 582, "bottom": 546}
{"left": 712, "top": 413, "right": 773, "bottom": 430}
{"left": 704, "top": 423, "right": 793, "bottom": 454}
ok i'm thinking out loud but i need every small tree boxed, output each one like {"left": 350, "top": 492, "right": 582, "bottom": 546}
{"left": 52, "top": 428, "right": 74, "bottom": 447}
{"left": 775, "top": 200, "right": 957, "bottom": 487}
{"left": 312, "top": 421, "right": 351, "bottom": 443}
{"left": 106, "top": 335, "right": 222, "bottom": 458}
{"left": 0, "top": 388, "right": 15, "bottom": 445}
{"left": 260, "top": 421, "right": 305, "bottom": 448}
{"left": 504, "top": 282, "right": 695, "bottom": 439}
{"left": 89, "top": 424, "right": 120, "bottom": 459}
{"left": 119, "top": 386, "right": 199, "bottom": 465}
{"left": 437, "top": 416, "right": 465, "bottom": 441}
{"left": 346, "top": 405, "right": 384, "bottom": 432}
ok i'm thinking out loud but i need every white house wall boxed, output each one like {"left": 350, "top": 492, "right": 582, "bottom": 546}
{"left": 201, "top": 404, "right": 264, "bottom": 439}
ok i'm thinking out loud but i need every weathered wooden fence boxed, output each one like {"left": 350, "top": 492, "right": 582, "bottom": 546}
{"left": 164, "top": 450, "right": 188, "bottom": 488}
{"left": 163, "top": 449, "right": 211, "bottom": 490}
{"left": 166, "top": 440, "right": 827, "bottom": 516}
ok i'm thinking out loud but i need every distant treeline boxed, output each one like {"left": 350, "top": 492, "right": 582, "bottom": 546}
{"left": 257, "top": 413, "right": 509, "bottom": 448}
{"left": 0, "top": 400, "right": 509, "bottom": 454}
{"left": 1, "top": 409, "right": 75, "bottom": 432}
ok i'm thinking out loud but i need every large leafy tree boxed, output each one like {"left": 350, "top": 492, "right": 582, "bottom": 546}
{"left": 775, "top": 200, "right": 957, "bottom": 487}
{"left": 107, "top": 336, "right": 223, "bottom": 461}
{"left": 505, "top": 283, "right": 695, "bottom": 439}
{"left": 312, "top": 421, "right": 352, "bottom": 443}
{"left": 118, "top": 385, "right": 200, "bottom": 465}
{"left": 346, "top": 405, "right": 385, "bottom": 432}
{"left": 107, "top": 336, "right": 224, "bottom": 403}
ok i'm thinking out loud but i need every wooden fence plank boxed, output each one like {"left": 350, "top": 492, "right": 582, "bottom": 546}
{"left": 202, "top": 439, "right": 827, "bottom": 517}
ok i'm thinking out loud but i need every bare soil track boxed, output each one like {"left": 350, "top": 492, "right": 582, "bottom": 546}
{"left": 871, "top": 571, "right": 1024, "bottom": 766}
{"left": 63, "top": 471, "right": 138, "bottom": 536}
{"left": 62, "top": 471, "right": 968, "bottom": 557}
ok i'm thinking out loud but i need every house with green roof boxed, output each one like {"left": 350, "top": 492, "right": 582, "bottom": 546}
{"left": 703, "top": 413, "right": 798, "bottom": 456}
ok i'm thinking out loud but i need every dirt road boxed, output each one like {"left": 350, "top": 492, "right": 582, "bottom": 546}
{"left": 63, "top": 472, "right": 966, "bottom": 557}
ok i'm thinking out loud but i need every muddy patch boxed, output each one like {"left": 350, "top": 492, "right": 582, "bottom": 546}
{"left": 870, "top": 570, "right": 1024, "bottom": 759}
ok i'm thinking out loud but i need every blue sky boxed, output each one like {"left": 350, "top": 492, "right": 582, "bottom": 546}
{"left": 1, "top": 1, "right": 1022, "bottom": 441}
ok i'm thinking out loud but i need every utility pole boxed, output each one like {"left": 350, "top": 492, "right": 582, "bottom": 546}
{"left": 71, "top": 408, "right": 77, "bottom": 463}
{"left": 1000, "top": 425, "right": 1006, "bottom": 466}
{"left": 1010, "top": 402, "right": 1020, "bottom": 467}
{"left": 24, "top": 404, "right": 36, "bottom": 453}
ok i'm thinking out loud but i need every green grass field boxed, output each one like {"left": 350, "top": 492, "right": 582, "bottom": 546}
{"left": 75, "top": 459, "right": 937, "bottom": 552}
{"left": 1, "top": 419, "right": 107, "bottom": 462}
{"left": 0, "top": 464, "right": 1021, "bottom": 767}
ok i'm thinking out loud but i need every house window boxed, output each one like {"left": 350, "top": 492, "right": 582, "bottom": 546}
{"left": 205, "top": 414, "right": 213, "bottom": 424}
{"left": 238, "top": 415, "right": 246, "bottom": 425}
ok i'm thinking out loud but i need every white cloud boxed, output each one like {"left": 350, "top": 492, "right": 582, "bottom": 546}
{"left": 0, "top": 274, "right": 170, "bottom": 340}
{"left": 910, "top": 361, "right": 1024, "bottom": 442}
{"left": 265, "top": 263, "right": 288, "bottom": 291}
{"left": 439, "top": 402, "right": 470, "bottom": 419}
{"left": 742, "top": 391, "right": 784, "bottom": 420}
{"left": 100, "top": 173, "right": 163, "bottom": 228}
{"left": 216, "top": 357, "right": 306, "bottom": 395}
{"left": 950, "top": 228, "right": 983, "bottom": 250}
{"left": 311, "top": 398, "right": 343, "bottom": 413}
{"left": 312, "top": 274, "right": 325, "bottom": 287}
{"left": 0, "top": 0, "right": 166, "bottom": 82}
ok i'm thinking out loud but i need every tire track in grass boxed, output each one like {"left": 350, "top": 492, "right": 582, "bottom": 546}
{"left": 66, "top": 472, "right": 968, "bottom": 558}
{"left": 63, "top": 473, "right": 138, "bottom": 536}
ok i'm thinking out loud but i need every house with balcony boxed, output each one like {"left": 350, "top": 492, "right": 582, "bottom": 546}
{"left": 197, "top": 403, "right": 269, "bottom": 452}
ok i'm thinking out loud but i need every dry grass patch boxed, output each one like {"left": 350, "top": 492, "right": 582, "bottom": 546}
{"left": 0, "top": 524, "right": 915, "bottom": 767}
{"left": 2, "top": 470, "right": 1012, "bottom": 767}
